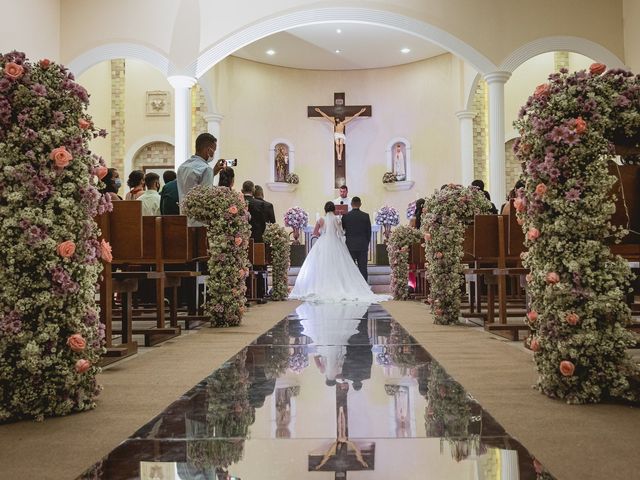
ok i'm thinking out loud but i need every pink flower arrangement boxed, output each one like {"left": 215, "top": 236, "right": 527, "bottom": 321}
{"left": 4, "top": 62, "right": 24, "bottom": 79}
{"left": 228, "top": 205, "right": 238, "bottom": 215}
{"left": 533, "top": 83, "right": 550, "bottom": 98}
{"left": 66, "top": 334, "right": 86, "bottom": 352}
{"left": 545, "top": 272, "right": 560, "bottom": 284}
{"left": 56, "top": 240, "right": 76, "bottom": 258}
{"left": 95, "top": 166, "right": 108, "bottom": 180}
{"left": 534, "top": 183, "right": 547, "bottom": 196}
{"left": 559, "top": 360, "right": 575, "bottom": 377}
{"left": 589, "top": 63, "right": 606, "bottom": 75}
{"left": 74, "top": 359, "right": 91, "bottom": 374}
{"left": 575, "top": 117, "right": 587, "bottom": 134}
{"left": 100, "top": 239, "right": 113, "bottom": 263}
{"left": 527, "top": 228, "right": 540, "bottom": 241}
{"left": 234, "top": 236, "right": 243, "bottom": 246}
{"left": 527, "top": 310, "right": 538, "bottom": 322}
{"left": 78, "top": 118, "right": 91, "bottom": 130}
{"left": 50, "top": 146, "right": 73, "bottom": 168}
{"left": 530, "top": 337, "right": 541, "bottom": 352}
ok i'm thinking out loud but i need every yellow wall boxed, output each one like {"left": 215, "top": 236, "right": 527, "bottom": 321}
{"left": 211, "top": 55, "right": 459, "bottom": 225}
{"left": 78, "top": 61, "right": 111, "bottom": 165}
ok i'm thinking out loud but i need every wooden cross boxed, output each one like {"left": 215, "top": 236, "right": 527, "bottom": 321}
{"left": 308, "top": 382, "right": 375, "bottom": 479}
{"left": 308, "top": 92, "right": 372, "bottom": 188}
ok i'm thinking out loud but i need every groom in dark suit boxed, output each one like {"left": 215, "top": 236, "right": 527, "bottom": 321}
{"left": 341, "top": 196, "right": 371, "bottom": 281}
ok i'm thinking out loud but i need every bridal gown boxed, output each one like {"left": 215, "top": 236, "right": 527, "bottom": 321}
{"left": 289, "top": 212, "right": 390, "bottom": 303}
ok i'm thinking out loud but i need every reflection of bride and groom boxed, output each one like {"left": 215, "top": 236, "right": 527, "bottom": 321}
{"left": 289, "top": 197, "right": 390, "bottom": 303}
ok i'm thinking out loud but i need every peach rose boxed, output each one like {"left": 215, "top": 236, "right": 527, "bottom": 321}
{"left": 525, "top": 273, "right": 533, "bottom": 283}
{"left": 95, "top": 166, "right": 108, "bottom": 180}
{"left": 533, "top": 459, "right": 544, "bottom": 475}
{"left": 533, "top": 83, "right": 549, "bottom": 98}
{"left": 535, "top": 183, "right": 547, "bottom": 196}
{"left": 546, "top": 272, "right": 560, "bottom": 284}
{"left": 4, "top": 62, "right": 24, "bottom": 79}
{"left": 435, "top": 251, "right": 443, "bottom": 259}
{"left": 234, "top": 237, "right": 243, "bottom": 246}
{"left": 67, "top": 333, "right": 87, "bottom": 352}
{"left": 575, "top": 117, "right": 587, "bottom": 135}
{"left": 530, "top": 337, "right": 541, "bottom": 352}
{"left": 514, "top": 197, "right": 526, "bottom": 212}
{"left": 424, "top": 232, "right": 432, "bottom": 241}
{"left": 100, "top": 239, "right": 113, "bottom": 263}
{"left": 589, "top": 63, "right": 606, "bottom": 75}
{"left": 527, "top": 228, "right": 540, "bottom": 241}
{"left": 559, "top": 360, "right": 575, "bottom": 377}
{"left": 79, "top": 118, "right": 91, "bottom": 130}
{"left": 228, "top": 205, "right": 238, "bottom": 214}
{"left": 39, "top": 59, "right": 51, "bottom": 69}
{"left": 75, "top": 359, "right": 91, "bottom": 373}
{"left": 239, "top": 267, "right": 246, "bottom": 278}
{"left": 565, "top": 312, "right": 579, "bottom": 326}
{"left": 57, "top": 240, "right": 76, "bottom": 258}
{"left": 527, "top": 310, "right": 538, "bottom": 322}
{"left": 50, "top": 146, "right": 73, "bottom": 168}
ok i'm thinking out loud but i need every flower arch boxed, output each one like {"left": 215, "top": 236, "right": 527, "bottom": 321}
{"left": 514, "top": 63, "right": 640, "bottom": 403}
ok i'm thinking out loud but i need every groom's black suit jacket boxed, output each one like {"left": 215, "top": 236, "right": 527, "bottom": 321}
{"left": 341, "top": 208, "right": 372, "bottom": 252}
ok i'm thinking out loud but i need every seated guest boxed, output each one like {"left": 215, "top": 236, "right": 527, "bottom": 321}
{"left": 125, "top": 170, "right": 145, "bottom": 200}
{"left": 160, "top": 171, "right": 179, "bottom": 215}
{"left": 471, "top": 179, "right": 498, "bottom": 214}
{"left": 242, "top": 180, "right": 267, "bottom": 242}
{"left": 138, "top": 172, "right": 161, "bottom": 216}
{"left": 501, "top": 179, "right": 525, "bottom": 214}
{"left": 253, "top": 185, "right": 275, "bottom": 224}
{"left": 218, "top": 166, "right": 235, "bottom": 188}
{"left": 100, "top": 167, "right": 122, "bottom": 201}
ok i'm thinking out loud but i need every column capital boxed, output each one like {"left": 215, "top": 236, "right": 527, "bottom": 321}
{"left": 167, "top": 75, "right": 197, "bottom": 89}
{"left": 483, "top": 71, "right": 511, "bottom": 85}
{"left": 455, "top": 110, "right": 477, "bottom": 120}
{"left": 202, "top": 112, "right": 224, "bottom": 123}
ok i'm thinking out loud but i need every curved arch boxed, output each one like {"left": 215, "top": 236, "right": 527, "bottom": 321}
{"left": 499, "top": 36, "right": 625, "bottom": 73}
{"left": 67, "top": 43, "right": 172, "bottom": 77}
{"left": 193, "top": 7, "right": 497, "bottom": 77}
{"left": 123, "top": 134, "right": 175, "bottom": 180}
{"left": 464, "top": 72, "right": 482, "bottom": 111}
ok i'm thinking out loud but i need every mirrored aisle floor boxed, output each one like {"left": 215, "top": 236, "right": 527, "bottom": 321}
{"left": 79, "top": 303, "right": 554, "bottom": 480}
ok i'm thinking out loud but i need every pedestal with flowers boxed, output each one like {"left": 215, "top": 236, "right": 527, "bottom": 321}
{"left": 0, "top": 51, "right": 110, "bottom": 421}
{"left": 375, "top": 206, "right": 400, "bottom": 265}
{"left": 284, "top": 206, "right": 308, "bottom": 266}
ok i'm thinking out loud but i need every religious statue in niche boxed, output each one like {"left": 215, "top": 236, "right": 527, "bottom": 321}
{"left": 314, "top": 106, "right": 367, "bottom": 161}
{"left": 392, "top": 142, "right": 407, "bottom": 181}
{"left": 275, "top": 143, "right": 289, "bottom": 182}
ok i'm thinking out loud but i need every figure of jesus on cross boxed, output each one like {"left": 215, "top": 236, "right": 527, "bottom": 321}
{"left": 314, "top": 106, "right": 367, "bottom": 162}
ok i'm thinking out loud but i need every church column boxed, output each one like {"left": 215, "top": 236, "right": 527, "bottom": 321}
{"left": 168, "top": 75, "right": 197, "bottom": 169}
{"left": 484, "top": 71, "right": 511, "bottom": 206}
{"left": 455, "top": 110, "right": 477, "bottom": 187}
{"left": 203, "top": 112, "right": 224, "bottom": 162}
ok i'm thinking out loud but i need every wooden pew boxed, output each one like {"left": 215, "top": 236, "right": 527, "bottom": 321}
{"left": 408, "top": 242, "right": 428, "bottom": 299}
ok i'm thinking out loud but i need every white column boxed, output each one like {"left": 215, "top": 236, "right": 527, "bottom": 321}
{"left": 484, "top": 71, "right": 511, "bottom": 206}
{"left": 455, "top": 110, "right": 477, "bottom": 187}
{"left": 168, "top": 75, "right": 197, "bottom": 170}
{"left": 202, "top": 112, "right": 224, "bottom": 162}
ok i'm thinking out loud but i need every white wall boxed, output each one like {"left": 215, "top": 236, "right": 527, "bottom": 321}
{"left": 212, "top": 54, "right": 460, "bottom": 226}
{"left": 623, "top": 0, "right": 640, "bottom": 72}
{"left": 0, "top": 0, "right": 60, "bottom": 61}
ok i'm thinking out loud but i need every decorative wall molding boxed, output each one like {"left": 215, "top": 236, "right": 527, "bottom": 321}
{"left": 146, "top": 90, "right": 170, "bottom": 116}
{"left": 68, "top": 42, "right": 171, "bottom": 77}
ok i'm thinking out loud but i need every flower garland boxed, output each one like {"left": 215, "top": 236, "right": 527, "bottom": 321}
{"left": 0, "top": 51, "right": 110, "bottom": 421}
{"left": 283, "top": 206, "right": 308, "bottom": 245}
{"left": 263, "top": 223, "right": 290, "bottom": 300}
{"left": 421, "top": 185, "right": 492, "bottom": 325}
{"left": 182, "top": 185, "right": 251, "bottom": 327}
{"left": 388, "top": 225, "right": 422, "bottom": 300}
{"left": 375, "top": 205, "right": 400, "bottom": 243}
{"left": 514, "top": 63, "right": 640, "bottom": 403}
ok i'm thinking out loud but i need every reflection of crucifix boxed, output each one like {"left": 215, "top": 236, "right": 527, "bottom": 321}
{"left": 308, "top": 92, "right": 372, "bottom": 188}
{"left": 308, "top": 382, "right": 375, "bottom": 479}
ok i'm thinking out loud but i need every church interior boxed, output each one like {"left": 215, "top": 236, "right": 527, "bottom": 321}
{"left": 1, "top": 1, "right": 639, "bottom": 479}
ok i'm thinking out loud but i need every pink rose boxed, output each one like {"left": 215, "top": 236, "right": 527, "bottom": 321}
{"left": 75, "top": 359, "right": 91, "bottom": 373}
{"left": 400, "top": 246, "right": 409, "bottom": 253}
{"left": 67, "top": 334, "right": 87, "bottom": 352}
{"left": 4, "top": 62, "right": 24, "bottom": 79}
{"left": 514, "top": 197, "right": 526, "bottom": 212}
{"left": 525, "top": 273, "right": 533, "bottom": 283}
{"left": 527, "top": 228, "right": 540, "bottom": 241}
{"left": 435, "top": 252, "right": 443, "bottom": 259}
{"left": 50, "top": 146, "right": 73, "bottom": 168}
{"left": 535, "top": 183, "right": 547, "bottom": 196}
{"left": 95, "top": 166, "right": 108, "bottom": 180}
{"left": 527, "top": 310, "right": 538, "bottom": 322}
{"left": 57, "top": 240, "right": 76, "bottom": 258}
{"left": 424, "top": 232, "right": 432, "bottom": 241}
{"left": 79, "top": 118, "right": 91, "bottom": 130}
{"left": 533, "top": 83, "right": 549, "bottom": 98}
{"left": 559, "top": 360, "right": 575, "bottom": 377}
{"left": 575, "top": 117, "right": 587, "bottom": 134}
{"left": 228, "top": 205, "right": 238, "bottom": 214}
{"left": 239, "top": 268, "right": 246, "bottom": 278}
{"left": 589, "top": 63, "right": 606, "bottom": 75}
{"left": 234, "top": 236, "right": 243, "bottom": 246}
{"left": 530, "top": 337, "right": 541, "bottom": 352}
{"left": 565, "top": 312, "right": 579, "bottom": 325}
{"left": 100, "top": 239, "right": 113, "bottom": 263}
{"left": 546, "top": 272, "right": 560, "bottom": 284}
{"left": 39, "top": 59, "right": 51, "bottom": 69}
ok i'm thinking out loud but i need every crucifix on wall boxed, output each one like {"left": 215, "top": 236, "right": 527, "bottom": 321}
{"left": 308, "top": 92, "right": 372, "bottom": 188}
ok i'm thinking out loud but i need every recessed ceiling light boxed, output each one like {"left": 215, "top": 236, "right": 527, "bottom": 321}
{"left": 336, "top": 28, "right": 342, "bottom": 34}
{"left": 266, "top": 49, "right": 276, "bottom": 56}
{"left": 401, "top": 48, "right": 411, "bottom": 54}
{"left": 335, "top": 49, "right": 341, "bottom": 54}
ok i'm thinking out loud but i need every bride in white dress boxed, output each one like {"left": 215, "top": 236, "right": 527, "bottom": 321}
{"left": 289, "top": 202, "right": 390, "bottom": 303}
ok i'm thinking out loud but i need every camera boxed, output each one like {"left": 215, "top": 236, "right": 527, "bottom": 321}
{"left": 223, "top": 159, "right": 237, "bottom": 167}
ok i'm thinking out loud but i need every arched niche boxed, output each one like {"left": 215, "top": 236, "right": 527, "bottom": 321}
{"left": 267, "top": 138, "right": 297, "bottom": 192}
{"left": 384, "top": 137, "right": 414, "bottom": 191}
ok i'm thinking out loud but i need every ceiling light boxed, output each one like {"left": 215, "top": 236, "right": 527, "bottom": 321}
{"left": 401, "top": 48, "right": 411, "bottom": 54}
{"left": 335, "top": 49, "right": 341, "bottom": 54}
{"left": 336, "top": 28, "right": 342, "bottom": 34}
{"left": 266, "top": 49, "right": 276, "bottom": 56}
